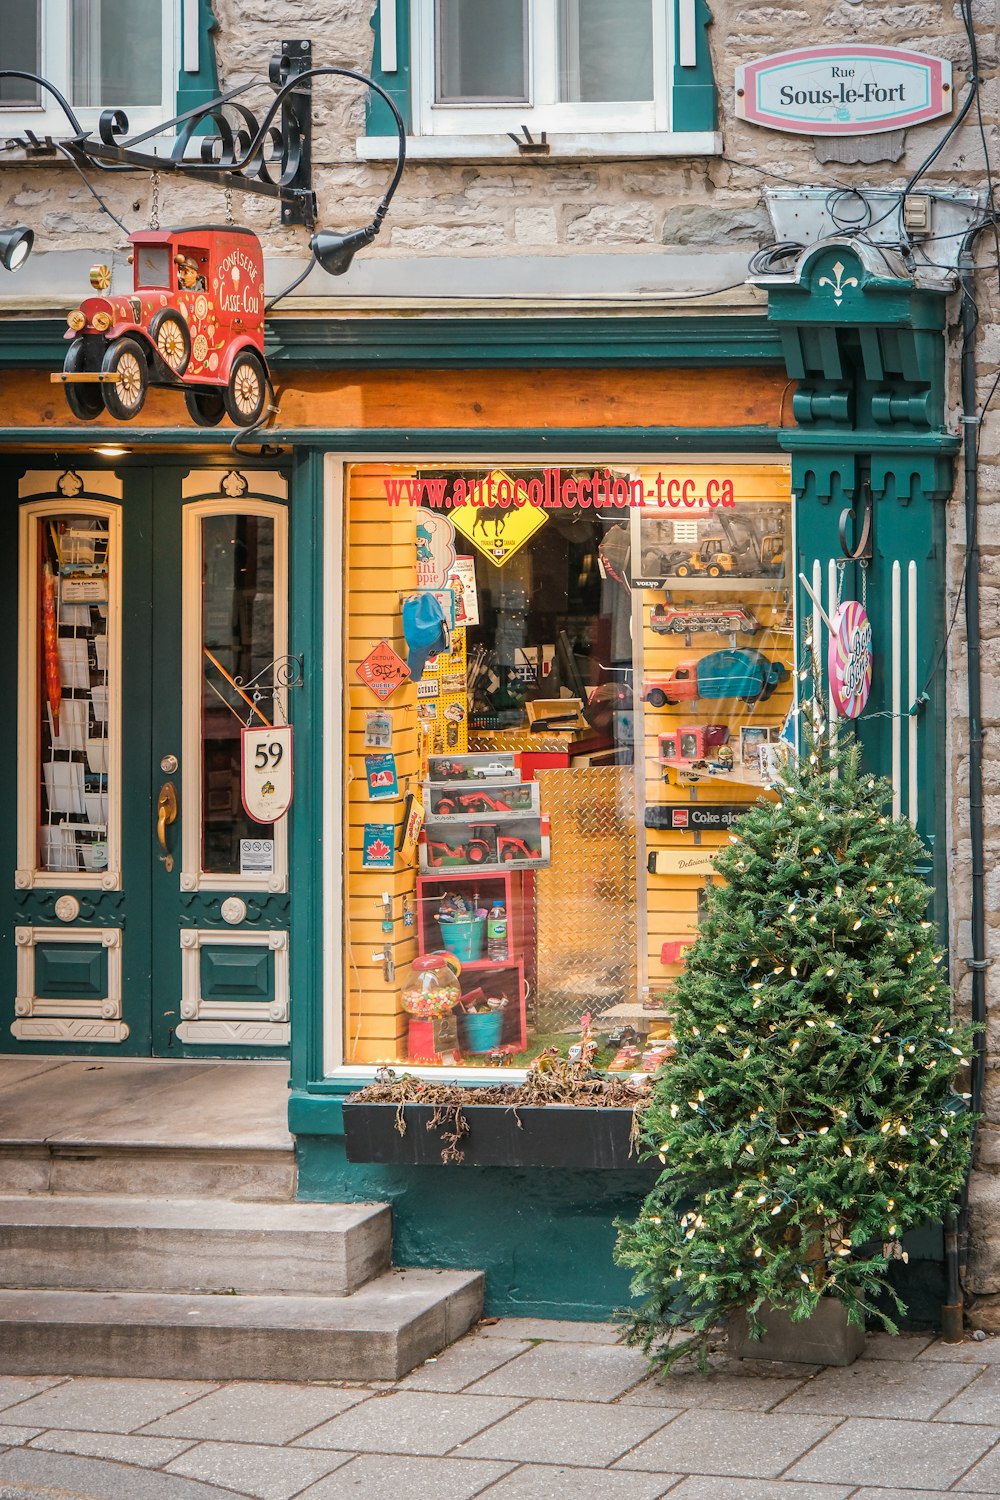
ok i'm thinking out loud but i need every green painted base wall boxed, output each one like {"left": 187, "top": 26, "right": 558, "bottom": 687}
{"left": 296, "top": 1136, "right": 658, "bottom": 1320}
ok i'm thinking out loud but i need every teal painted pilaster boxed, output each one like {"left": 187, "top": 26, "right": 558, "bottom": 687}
{"left": 288, "top": 450, "right": 326, "bottom": 1092}
{"left": 366, "top": 0, "right": 412, "bottom": 135}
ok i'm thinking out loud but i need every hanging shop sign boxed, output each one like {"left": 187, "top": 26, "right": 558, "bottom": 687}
{"left": 829, "top": 601, "right": 873, "bottom": 718}
{"left": 735, "top": 46, "right": 952, "bottom": 136}
{"left": 356, "top": 641, "right": 411, "bottom": 701}
{"left": 241, "top": 724, "right": 293, "bottom": 822}
{"left": 451, "top": 471, "right": 548, "bottom": 566}
{"left": 645, "top": 804, "right": 748, "bottom": 833}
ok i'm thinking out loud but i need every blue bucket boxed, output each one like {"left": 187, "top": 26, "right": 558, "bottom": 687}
{"left": 459, "top": 1009, "right": 504, "bottom": 1053}
{"left": 438, "top": 915, "right": 485, "bottom": 962}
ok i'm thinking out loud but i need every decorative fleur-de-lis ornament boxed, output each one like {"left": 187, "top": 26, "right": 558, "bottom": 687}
{"left": 818, "top": 260, "right": 859, "bottom": 308}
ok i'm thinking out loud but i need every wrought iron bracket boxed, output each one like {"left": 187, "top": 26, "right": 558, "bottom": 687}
{"left": 2, "top": 42, "right": 319, "bottom": 227}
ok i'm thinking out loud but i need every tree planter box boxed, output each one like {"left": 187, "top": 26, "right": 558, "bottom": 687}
{"left": 729, "top": 1299, "right": 866, "bottom": 1367}
{"left": 342, "top": 1101, "right": 647, "bottom": 1169}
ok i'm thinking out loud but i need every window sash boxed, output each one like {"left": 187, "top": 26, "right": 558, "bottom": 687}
{"left": 414, "top": 0, "right": 669, "bottom": 134}
{"left": 0, "top": 0, "right": 176, "bottom": 137}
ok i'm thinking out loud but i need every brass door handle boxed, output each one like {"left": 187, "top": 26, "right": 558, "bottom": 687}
{"left": 157, "top": 781, "right": 178, "bottom": 873}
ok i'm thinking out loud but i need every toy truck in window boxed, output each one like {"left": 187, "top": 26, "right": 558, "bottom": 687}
{"left": 60, "top": 226, "right": 269, "bottom": 428}
{"left": 642, "top": 649, "right": 789, "bottom": 706}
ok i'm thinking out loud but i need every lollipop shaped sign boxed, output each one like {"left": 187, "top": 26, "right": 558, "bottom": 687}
{"left": 828, "top": 600, "right": 872, "bottom": 718}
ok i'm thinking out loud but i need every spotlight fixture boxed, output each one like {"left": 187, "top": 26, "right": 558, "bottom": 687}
{"left": 0, "top": 226, "right": 33, "bottom": 272}
{"left": 309, "top": 227, "right": 378, "bottom": 277}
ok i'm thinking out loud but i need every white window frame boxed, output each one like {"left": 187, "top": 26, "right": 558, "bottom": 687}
{"left": 413, "top": 0, "right": 670, "bottom": 136}
{"left": 0, "top": 0, "right": 178, "bottom": 139}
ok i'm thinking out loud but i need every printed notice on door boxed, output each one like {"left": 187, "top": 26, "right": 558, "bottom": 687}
{"left": 240, "top": 838, "right": 274, "bottom": 876}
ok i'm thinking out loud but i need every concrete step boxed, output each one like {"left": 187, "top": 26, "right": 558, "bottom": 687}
{"left": 0, "top": 1196, "right": 392, "bottom": 1297}
{"left": 0, "top": 1142, "right": 297, "bottom": 1202}
{"left": 0, "top": 1269, "right": 484, "bottom": 1381}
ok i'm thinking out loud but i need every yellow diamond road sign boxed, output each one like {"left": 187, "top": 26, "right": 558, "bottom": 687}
{"left": 451, "top": 470, "right": 548, "bottom": 566}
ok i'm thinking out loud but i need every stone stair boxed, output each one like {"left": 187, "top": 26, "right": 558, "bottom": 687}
{"left": 0, "top": 1195, "right": 483, "bottom": 1381}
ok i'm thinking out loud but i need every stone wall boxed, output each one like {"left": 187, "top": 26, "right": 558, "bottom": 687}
{"left": 3, "top": 0, "right": 1000, "bottom": 1313}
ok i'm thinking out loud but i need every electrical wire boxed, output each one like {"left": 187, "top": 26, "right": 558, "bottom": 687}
{"left": 55, "top": 143, "right": 131, "bottom": 237}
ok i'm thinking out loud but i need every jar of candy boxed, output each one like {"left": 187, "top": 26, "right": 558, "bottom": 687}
{"left": 400, "top": 951, "right": 462, "bottom": 1019}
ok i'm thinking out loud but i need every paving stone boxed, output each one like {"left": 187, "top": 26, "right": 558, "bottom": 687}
{"left": 934, "top": 1365, "right": 1000, "bottom": 1423}
{"left": 920, "top": 1337, "right": 1000, "bottom": 1362}
{"left": 0, "top": 1447, "right": 240, "bottom": 1500}
{"left": 294, "top": 1453, "right": 515, "bottom": 1498}
{"left": 28, "top": 1428, "right": 196, "bottom": 1466}
{"left": 615, "top": 1408, "right": 839, "bottom": 1479}
{"left": 165, "top": 1440, "right": 349, "bottom": 1500}
{"left": 859, "top": 1332, "right": 936, "bottom": 1361}
{"left": 474, "top": 1464, "right": 681, "bottom": 1498}
{"left": 466, "top": 1342, "right": 649, "bottom": 1402}
{"left": 787, "top": 1416, "right": 1000, "bottom": 1489}
{"left": 399, "top": 1338, "right": 533, "bottom": 1392}
{"left": 0, "top": 1378, "right": 220, "bottom": 1433}
{"left": 775, "top": 1357, "right": 979, "bottom": 1418}
{"left": 953, "top": 1441, "right": 1000, "bottom": 1491}
{"left": 292, "top": 1390, "right": 523, "bottom": 1456}
{"left": 852, "top": 1490, "right": 1000, "bottom": 1499}
{"left": 668, "top": 1481, "right": 853, "bottom": 1500}
{"left": 0, "top": 1427, "right": 41, "bottom": 1447}
{"left": 457, "top": 1397, "right": 674, "bottom": 1468}
{"left": 474, "top": 1319, "right": 624, "bottom": 1344}
{"left": 139, "top": 1380, "right": 367, "bottom": 1443}
{"left": 0, "top": 1377, "right": 66, "bottom": 1414}
{"left": 621, "top": 1355, "right": 812, "bottom": 1412}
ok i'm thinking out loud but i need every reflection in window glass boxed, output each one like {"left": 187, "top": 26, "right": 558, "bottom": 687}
{"left": 201, "top": 514, "right": 275, "bottom": 874}
{"left": 558, "top": 0, "right": 653, "bottom": 102}
{"left": 435, "top": 0, "right": 528, "bottom": 102}
{"left": 36, "top": 513, "right": 111, "bottom": 874}
{"left": 0, "top": 0, "right": 39, "bottom": 103}
{"left": 72, "top": 0, "right": 162, "bottom": 107}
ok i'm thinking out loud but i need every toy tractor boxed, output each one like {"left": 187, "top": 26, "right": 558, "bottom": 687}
{"left": 59, "top": 226, "right": 269, "bottom": 428}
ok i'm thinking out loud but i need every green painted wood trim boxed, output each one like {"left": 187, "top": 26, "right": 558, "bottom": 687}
{"left": 288, "top": 448, "right": 326, "bottom": 1091}
{"left": 366, "top": 0, "right": 412, "bottom": 135}
{"left": 0, "top": 426, "right": 787, "bottom": 451}
{"left": 0, "top": 316, "right": 782, "bottom": 371}
{"left": 671, "top": 0, "right": 717, "bottom": 132}
{"left": 175, "top": 0, "right": 220, "bottom": 122}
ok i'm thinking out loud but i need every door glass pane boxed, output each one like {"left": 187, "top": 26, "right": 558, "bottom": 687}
{"left": 435, "top": 0, "right": 528, "bottom": 102}
{"left": 0, "top": 0, "right": 40, "bottom": 104}
{"left": 71, "top": 0, "right": 162, "bottom": 107}
{"left": 200, "top": 514, "right": 276, "bottom": 875}
{"left": 558, "top": 0, "right": 653, "bottom": 102}
{"left": 37, "top": 514, "right": 111, "bottom": 875}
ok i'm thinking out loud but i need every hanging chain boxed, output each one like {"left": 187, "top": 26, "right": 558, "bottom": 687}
{"left": 224, "top": 186, "right": 235, "bottom": 227}
{"left": 860, "top": 557, "right": 868, "bottom": 609}
{"left": 149, "top": 171, "right": 160, "bottom": 231}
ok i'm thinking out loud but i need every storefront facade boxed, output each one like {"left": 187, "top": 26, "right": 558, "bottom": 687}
{"left": 0, "top": 0, "right": 996, "bottom": 1324}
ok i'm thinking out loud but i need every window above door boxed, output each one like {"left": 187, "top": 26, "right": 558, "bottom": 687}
{"left": 0, "top": 0, "right": 218, "bottom": 141}
{"left": 360, "top": 0, "right": 720, "bottom": 161}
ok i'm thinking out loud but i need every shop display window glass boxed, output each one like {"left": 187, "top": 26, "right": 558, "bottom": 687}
{"left": 342, "top": 461, "right": 794, "bottom": 1073}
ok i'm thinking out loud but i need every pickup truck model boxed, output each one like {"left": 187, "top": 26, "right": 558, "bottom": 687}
{"left": 642, "top": 649, "right": 789, "bottom": 707}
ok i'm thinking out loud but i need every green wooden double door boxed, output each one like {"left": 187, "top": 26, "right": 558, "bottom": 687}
{"left": 2, "top": 461, "right": 293, "bottom": 1058}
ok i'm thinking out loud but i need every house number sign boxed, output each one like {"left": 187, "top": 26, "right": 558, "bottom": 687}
{"left": 241, "top": 724, "right": 294, "bottom": 822}
{"left": 736, "top": 46, "right": 952, "bottom": 136}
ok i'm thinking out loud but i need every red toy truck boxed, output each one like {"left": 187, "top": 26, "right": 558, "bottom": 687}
{"left": 60, "top": 225, "right": 269, "bottom": 427}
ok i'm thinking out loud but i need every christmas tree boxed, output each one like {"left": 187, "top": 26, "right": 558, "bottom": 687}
{"left": 616, "top": 727, "right": 976, "bottom": 1372}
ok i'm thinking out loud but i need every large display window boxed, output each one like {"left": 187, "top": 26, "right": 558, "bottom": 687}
{"left": 342, "top": 460, "right": 794, "bottom": 1072}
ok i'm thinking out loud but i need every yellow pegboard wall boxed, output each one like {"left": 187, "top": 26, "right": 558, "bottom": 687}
{"left": 417, "top": 627, "right": 468, "bottom": 768}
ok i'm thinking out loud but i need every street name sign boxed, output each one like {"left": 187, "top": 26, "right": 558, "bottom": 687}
{"left": 736, "top": 46, "right": 952, "bottom": 136}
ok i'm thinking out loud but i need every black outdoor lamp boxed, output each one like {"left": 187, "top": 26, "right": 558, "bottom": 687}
{"left": 0, "top": 226, "right": 34, "bottom": 272}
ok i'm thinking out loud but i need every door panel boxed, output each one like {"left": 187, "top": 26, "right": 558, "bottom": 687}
{"left": 3, "top": 462, "right": 290, "bottom": 1059}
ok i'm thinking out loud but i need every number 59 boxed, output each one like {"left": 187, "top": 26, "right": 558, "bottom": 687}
{"left": 254, "top": 742, "right": 284, "bottom": 770}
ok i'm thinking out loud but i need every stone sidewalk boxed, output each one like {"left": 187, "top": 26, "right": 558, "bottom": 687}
{"left": 3, "top": 1321, "right": 1000, "bottom": 1499}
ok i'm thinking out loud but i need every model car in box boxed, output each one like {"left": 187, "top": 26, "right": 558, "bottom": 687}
{"left": 658, "top": 724, "right": 730, "bottom": 769}
{"left": 642, "top": 649, "right": 788, "bottom": 707}
{"left": 60, "top": 226, "right": 269, "bottom": 428}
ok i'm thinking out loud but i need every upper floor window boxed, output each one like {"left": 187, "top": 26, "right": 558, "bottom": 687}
{"left": 416, "top": 0, "right": 667, "bottom": 134}
{"left": 0, "top": 0, "right": 174, "bottom": 137}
